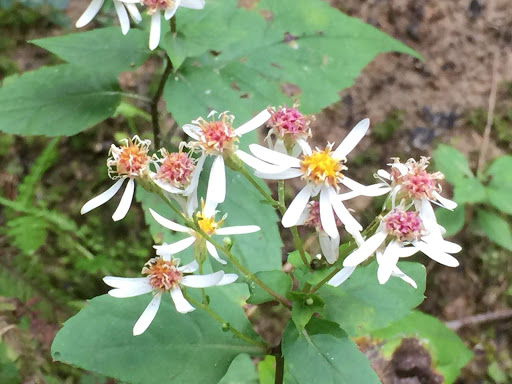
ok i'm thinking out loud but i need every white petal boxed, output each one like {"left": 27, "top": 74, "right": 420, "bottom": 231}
{"left": 178, "top": 260, "right": 199, "bottom": 273}
{"left": 76, "top": 0, "right": 104, "bottom": 28}
{"left": 340, "top": 176, "right": 377, "bottom": 196}
{"left": 282, "top": 184, "right": 314, "bottom": 228}
{"left": 432, "top": 191, "right": 457, "bottom": 210}
{"left": 108, "top": 284, "right": 153, "bottom": 298}
{"left": 397, "top": 246, "right": 419, "bottom": 258}
{"left": 235, "top": 109, "right": 271, "bottom": 136}
{"left": 181, "top": 271, "right": 224, "bottom": 288}
{"left": 124, "top": 2, "right": 141, "bottom": 22}
{"left": 149, "top": 12, "right": 161, "bottom": 50}
{"left": 206, "top": 156, "right": 226, "bottom": 204}
{"left": 297, "top": 139, "right": 312, "bottom": 156}
{"left": 112, "top": 178, "right": 135, "bottom": 221}
{"left": 206, "top": 241, "right": 227, "bottom": 264}
{"left": 153, "top": 178, "right": 184, "bottom": 194}
{"left": 154, "top": 236, "right": 196, "bottom": 255}
{"left": 186, "top": 192, "right": 198, "bottom": 217}
{"left": 182, "top": 124, "right": 201, "bottom": 140}
{"left": 113, "top": 0, "right": 130, "bottom": 35}
{"left": 149, "top": 208, "right": 189, "bottom": 232}
{"left": 254, "top": 168, "right": 303, "bottom": 180}
{"left": 319, "top": 187, "right": 338, "bottom": 238}
{"left": 329, "top": 188, "right": 363, "bottom": 233}
{"left": 236, "top": 150, "right": 290, "bottom": 174}
{"left": 319, "top": 231, "right": 339, "bottom": 264}
{"left": 343, "top": 230, "right": 387, "bottom": 267}
{"left": 391, "top": 266, "right": 418, "bottom": 288}
{"left": 164, "top": 6, "right": 178, "bottom": 20}
{"left": 217, "top": 273, "right": 238, "bottom": 285}
{"left": 249, "top": 144, "right": 301, "bottom": 168}
{"left": 183, "top": 155, "right": 206, "bottom": 196}
{"left": 133, "top": 294, "right": 162, "bottom": 336}
{"left": 391, "top": 162, "right": 408, "bottom": 176}
{"left": 180, "top": 0, "right": 205, "bottom": 9}
{"left": 327, "top": 266, "right": 356, "bottom": 287}
{"left": 103, "top": 276, "right": 149, "bottom": 289}
{"left": 377, "top": 241, "right": 401, "bottom": 285}
{"left": 170, "top": 287, "right": 195, "bottom": 313}
{"left": 332, "top": 118, "right": 370, "bottom": 159}
{"left": 413, "top": 241, "right": 459, "bottom": 267}
{"left": 215, "top": 225, "right": 260, "bottom": 235}
{"left": 442, "top": 241, "right": 462, "bottom": 254}
{"left": 81, "top": 178, "right": 125, "bottom": 215}
{"left": 377, "top": 169, "right": 391, "bottom": 180}
{"left": 203, "top": 197, "right": 218, "bottom": 219}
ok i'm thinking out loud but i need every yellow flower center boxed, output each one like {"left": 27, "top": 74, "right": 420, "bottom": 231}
{"left": 300, "top": 148, "right": 345, "bottom": 188}
{"left": 196, "top": 213, "right": 224, "bottom": 235}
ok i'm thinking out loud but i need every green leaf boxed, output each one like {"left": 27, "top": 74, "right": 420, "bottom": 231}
{"left": 486, "top": 188, "right": 512, "bottom": 215}
{"left": 282, "top": 318, "right": 381, "bottom": 384}
{"left": 164, "top": 0, "right": 418, "bottom": 126}
{"left": 31, "top": 28, "right": 151, "bottom": 74}
{"left": 0, "top": 65, "right": 121, "bottom": 136}
{"left": 453, "top": 177, "right": 487, "bottom": 204}
{"left": 476, "top": 209, "right": 512, "bottom": 251}
{"left": 7, "top": 215, "right": 49, "bottom": 255}
{"left": 319, "top": 261, "right": 426, "bottom": 336}
{"left": 435, "top": 205, "right": 465, "bottom": 237}
{"left": 433, "top": 145, "right": 474, "bottom": 184}
{"left": 371, "top": 311, "right": 473, "bottom": 384}
{"left": 288, "top": 291, "right": 325, "bottom": 331}
{"left": 52, "top": 285, "right": 264, "bottom": 384}
{"left": 247, "top": 271, "right": 292, "bottom": 304}
{"left": 485, "top": 155, "right": 512, "bottom": 187}
{"left": 218, "top": 354, "right": 259, "bottom": 384}
{"left": 257, "top": 355, "right": 275, "bottom": 384}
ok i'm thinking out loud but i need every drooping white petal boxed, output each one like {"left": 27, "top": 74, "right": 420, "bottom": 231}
{"left": 161, "top": 251, "right": 172, "bottom": 262}
{"left": 235, "top": 109, "right": 271, "bottom": 136}
{"left": 297, "top": 139, "right": 312, "bottom": 156}
{"left": 282, "top": 184, "right": 314, "bottom": 228}
{"left": 340, "top": 176, "right": 387, "bottom": 197}
{"left": 164, "top": 5, "right": 178, "bottom": 20}
{"left": 154, "top": 236, "right": 196, "bottom": 255}
{"left": 149, "top": 208, "right": 189, "bottom": 233}
{"left": 133, "top": 294, "right": 162, "bottom": 335}
{"left": 178, "top": 260, "right": 199, "bottom": 273}
{"left": 183, "top": 155, "right": 206, "bottom": 196}
{"left": 441, "top": 240, "right": 462, "bottom": 254}
{"left": 112, "top": 178, "right": 135, "bottom": 221}
{"left": 182, "top": 124, "right": 201, "bottom": 140}
{"left": 104, "top": 276, "right": 149, "bottom": 289}
{"left": 376, "top": 241, "right": 401, "bottom": 285}
{"left": 76, "top": 0, "right": 104, "bottom": 28}
{"left": 332, "top": 118, "right": 370, "bottom": 159}
{"left": 181, "top": 271, "right": 224, "bottom": 288}
{"left": 273, "top": 139, "right": 287, "bottom": 154}
{"left": 206, "top": 155, "right": 226, "bottom": 204}
{"left": 249, "top": 144, "right": 301, "bottom": 168}
{"left": 203, "top": 196, "right": 218, "bottom": 219}
{"left": 113, "top": 0, "right": 130, "bottom": 35}
{"left": 391, "top": 162, "right": 408, "bottom": 176}
{"left": 319, "top": 231, "right": 339, "bottom": 264}
{"left": 186, "top": 192, "right": 199, "bottom": 217}
{"left": 108, "top": 283, "right": 153, "bottom": 298}
{"left": 149, "top": 12, "right": 161, "bottom": 51}
{"left": 254, "top": 168, "right": 303, "bottom": 180}
{"left": 327, "top": 266, "right": 356, "bottom": 287}
{"left": 391, "top": 266, "right": 418, "bottom": 289}
{"left": 215, "top": 225, "right": 260, "bottom": 235}
{"left": 206, "top": 241, "right": 227, "bottom": 264}
{"left": 343, "top": 230, "right": 387, "bottom": 267}
{"left": 81, "top": 178, "right": 125, "bottom": 215}
{"left": 180, "top": 0, "right": 205, "bottom": 9}
{"left": 170, "top": 287, "right": 195, "bottom": 313}
{"left": 319, "top": 187, "right": 338, "bottom": 238}
{"left": 397, "top": 246, "right": 419, "bottom": 258}
{"left": 338, "top": 184, "right": 390, "bottom": 201}
{"left": 329, "top": 188, "right": 363, "bottom": 234}
{"left": 124, "top": 2, "right": 141, "bottom": 22}
{"left": 412, "top": 240, "right": 460, "bottom": 267}
{"left": 432, "top": 191, "right": 457, "bottom": 210}
{"left": 377, "top": 169, "right": 391, "bottom": 180}
{"left": 153, "top": 178, "right": 184, "bottom": 194}
{"left": 235, "top": 150, "right": 290, "bottom": 174}
{"left": 217, "top": 273, "right": 239, "bottom": 285}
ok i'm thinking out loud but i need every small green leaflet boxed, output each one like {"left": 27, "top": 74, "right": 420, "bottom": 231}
{"left": 476, "top": 209, "right": 512, "bottom": 251}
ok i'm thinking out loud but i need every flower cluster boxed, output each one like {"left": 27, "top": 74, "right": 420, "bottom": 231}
{"left": 76, "top": 0, "right": 205, "bottom": 50}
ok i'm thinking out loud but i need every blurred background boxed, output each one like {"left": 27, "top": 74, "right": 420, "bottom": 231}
{"left": 1, "top": 0, "right": 512, "bottom": 383}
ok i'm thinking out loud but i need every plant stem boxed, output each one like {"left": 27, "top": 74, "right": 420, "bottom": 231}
{"left": 239, "top": 166, "right": 281, "bottom": 208}
{"left": 151, "top": 54, "right": 173, "bottom": 149}
{"left": 274, "top": 344, "right": 284, "bottom": 384}
{"left": 183, "top": 293, "right": 268, "bottom": 350}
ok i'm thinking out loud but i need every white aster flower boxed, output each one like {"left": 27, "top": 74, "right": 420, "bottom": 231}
{"left": 104, "top": 254, "right": 238, "bottom": 335}
{"left": 120, "top": 0, "right": 205, "bottom": 50}
{"left": 342, "top": 206, "right": 461, "bottom": 286}
{"left": 182, "top": 109, "right": 272, "bottom": 205}
{"left": 150, "top": 200, "right": 260, "bottom": 265}
{"left": 247, "top": 118, "right": 388, "bottom": 239}
{"left": 265, "top": 105, "right": 313, "bottom": 155}
{"left": 81, "top": 136, "right": 151, "bottom": 221}
{"left": 327, "top": 263, "right": 417, "bottom": 289}
{"left": 76, "top": 0, "right": 142, "bottom": 35}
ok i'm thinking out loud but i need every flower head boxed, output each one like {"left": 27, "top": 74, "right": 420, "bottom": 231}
{"left": 104, "top": 254, "right": 238, "bottom": 335}
{"left": 153, "top": 149, "right": 196, "bottom": 188}
{"left": 143, "top": 0, "right": 175, "bottom": 14}
{"left": 187, "top": 112, "right": 239, "bottom": 155}
{"left": 383, "top": 209, "right": 423, "bottom": 242}
{"left": 391, "top": 157, "right": 444, "bottom": 201}
{"left": 267, "top": 105, "right": 312, "bottom": 146}
{"left": 300, "top": 144, "right": 347, "bottom": 190}
{"left": 108, "top": 135, "right": 151, "bottom": 179}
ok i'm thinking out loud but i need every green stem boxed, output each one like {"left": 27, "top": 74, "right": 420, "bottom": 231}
{"left": 239, "top": 166, "right": 281, "bottom": 208}
{"left": 198, "top": 262, "right": 208, "bottom": 305}
{"left": 274, "top": 343, "right": 284, "bottom": 384}
{"left": 151, "top": 54, "right": 173, "bottom": 149}
{"left": 183, "top": 293, "right": 268, "bottom": 350}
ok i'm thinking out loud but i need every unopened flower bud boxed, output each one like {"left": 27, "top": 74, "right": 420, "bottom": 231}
{"left": 221, "top": 322, "right": 231, "bottom": 332}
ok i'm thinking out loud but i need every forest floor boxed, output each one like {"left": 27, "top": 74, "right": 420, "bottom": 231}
{"left": 1, "top": 0, "right": 512, "bottom": 383}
